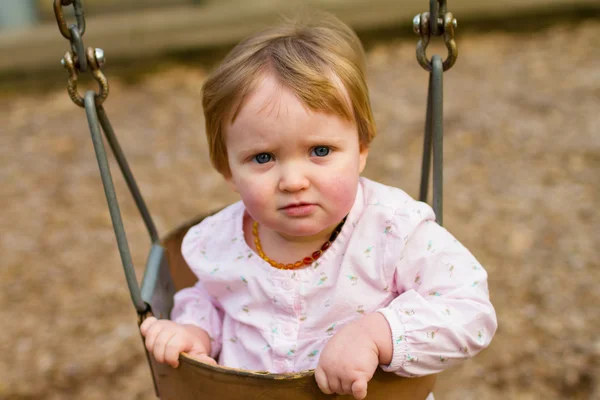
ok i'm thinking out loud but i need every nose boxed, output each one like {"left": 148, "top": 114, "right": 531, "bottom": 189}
{"left": 278, "top": 162, "right": 310, "bottom": 193}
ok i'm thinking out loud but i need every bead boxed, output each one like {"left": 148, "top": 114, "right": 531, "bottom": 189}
{"left": 251, "top": 217, "right": 348, "bottom": 270}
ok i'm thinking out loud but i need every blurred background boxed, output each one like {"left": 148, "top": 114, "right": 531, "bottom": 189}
{"left": 1, "top": 0, "right": 599, "bottom": 399}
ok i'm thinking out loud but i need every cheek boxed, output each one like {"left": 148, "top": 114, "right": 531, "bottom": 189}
{"left": 319, "top": 172, "right": 359, "bottom": 212}
{"left": 235, "top": 179, "right": 272, "bottom": 215}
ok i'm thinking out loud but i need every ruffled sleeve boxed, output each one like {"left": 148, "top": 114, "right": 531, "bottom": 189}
{"left": 170, "top": 219, "right": 225, "bottom": 358}
{"left": 377, "top": 202, "right": 497, "bottom": 377}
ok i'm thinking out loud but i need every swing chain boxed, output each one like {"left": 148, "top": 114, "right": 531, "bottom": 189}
{"left": 53, "top": 0, "right": 86, "bottom": 40}
{"left": 413, "top": 0, "right": 458, "bottom": 72}
{"left": 415, "top": 1, "right": 451, "bottom": 226}
{"left": 54, "top": 0, "right": 109, "bottom": 107}
{"left": 53, "top": 0, "right": 159, "bottom": 314}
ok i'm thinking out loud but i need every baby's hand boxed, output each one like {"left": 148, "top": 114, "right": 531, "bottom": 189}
{"left": 315, "top": 315, "right": 384, "bottom": 399}
{"left": 140, "top": 316, "right": 216, "bottom": 368}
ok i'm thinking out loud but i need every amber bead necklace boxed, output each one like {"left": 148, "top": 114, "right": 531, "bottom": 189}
{"left": 252, "top": 216, "right": 347, "bottom": 270}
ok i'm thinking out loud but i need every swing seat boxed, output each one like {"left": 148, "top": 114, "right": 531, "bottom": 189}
{"left": 139, "top": 215, "right": 437, "bottom": 400}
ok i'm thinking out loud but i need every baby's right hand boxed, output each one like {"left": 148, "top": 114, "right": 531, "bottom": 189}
{"left": 140, "top": 316, "right": 217, "bottom": 368}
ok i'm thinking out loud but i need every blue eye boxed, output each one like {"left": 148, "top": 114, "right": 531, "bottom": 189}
{"left": 311, "top": 146, "right": 331, "bottom": 157}
{"left": 253, "top": 153, "right": 272, "bottom": 164}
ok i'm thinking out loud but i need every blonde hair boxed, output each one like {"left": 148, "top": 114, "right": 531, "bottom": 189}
{"left": 202, "top": 12, "right": 376, "bottom": 176}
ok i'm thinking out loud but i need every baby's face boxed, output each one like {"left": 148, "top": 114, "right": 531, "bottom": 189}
{"left": 224, "top": 71, "right": 368, "bottom": 241}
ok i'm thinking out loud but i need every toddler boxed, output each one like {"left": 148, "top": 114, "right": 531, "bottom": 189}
{"left": 141, "top": 12, "right": 497, "bottom": 400}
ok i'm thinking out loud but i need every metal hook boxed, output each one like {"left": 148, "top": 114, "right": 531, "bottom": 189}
{"left": 414, "top": 12, "right": 458, "bottom": 72}
{"left": 62, "top": 49, "right": 109, "bottom": 107}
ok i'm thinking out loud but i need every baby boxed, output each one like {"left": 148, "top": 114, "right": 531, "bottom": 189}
{"left": 141, "top": 12, "right": 497, "bottom": 400}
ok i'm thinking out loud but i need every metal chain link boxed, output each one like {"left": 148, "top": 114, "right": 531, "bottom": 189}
{"left": 429, "top": 0, "right": 447, "bottom": 36}
{"left": 68, "top": 24, "right": 87, "bottom": 72}
{"left": 54, "top": 0, "right": 108, "bottom": 106}
{"left": 53, "top": 0, "right": 86, "bottom": 40}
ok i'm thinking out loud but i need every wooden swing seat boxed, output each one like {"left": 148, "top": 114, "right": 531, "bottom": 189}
{"left": 139, "top": 215, "right": 436, "bottom": 400}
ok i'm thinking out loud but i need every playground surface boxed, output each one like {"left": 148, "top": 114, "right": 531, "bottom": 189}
{"left": 1, "top": 11, "right": 599, "bottom": 400}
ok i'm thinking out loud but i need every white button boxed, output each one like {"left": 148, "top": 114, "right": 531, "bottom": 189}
{"left": 282, "top": 324, "right": 295, "bottom": 335}
{"left": 273, "top": 360, "right": 288, "bottom": 372}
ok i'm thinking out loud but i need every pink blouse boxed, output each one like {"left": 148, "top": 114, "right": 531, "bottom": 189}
{"left": 172, "top": 177, "right": 497, "bottom": 376}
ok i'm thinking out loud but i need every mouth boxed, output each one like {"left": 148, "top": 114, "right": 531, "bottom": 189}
{"left": 281, "top": 202, "right": 313, "bottom": 209}
{"left": 280, "top": 203, "right": 317, "bottom": 217}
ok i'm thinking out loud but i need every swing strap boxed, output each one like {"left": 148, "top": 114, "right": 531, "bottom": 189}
{"left": 84, "top": 92, "right": 147, "bottom": 313}
{"left": 414, "top": 0, "right": 459, "bottom": 226}
{"left": 54, "top": 0, "right": 158, "bottom": 313}
{"left": 419, "top": 56, "right": 444, "bottom": 226}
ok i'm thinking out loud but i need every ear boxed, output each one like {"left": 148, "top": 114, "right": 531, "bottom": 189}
{"left": 358, "top": 146, "right": 369, "bottom": 174}
{"left": 224, "top": 174, "right": 239, "bottom": 193}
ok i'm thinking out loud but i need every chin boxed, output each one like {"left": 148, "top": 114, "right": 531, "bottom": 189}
{"left": 289, "top": 228, "right": 324, "bottom": 238}
{"left": 280, "top": 220, "right": 335, "bottom": 238}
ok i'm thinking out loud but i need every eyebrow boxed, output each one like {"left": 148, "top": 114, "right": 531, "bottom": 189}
{"left": 237, "top": 135, "right": 345, "bottom": 156}
{"left": 301, "top": 135, "right": 347, "bottom": 147}
{"left": 234, "top": 142, "right": 276, "bottom": 159}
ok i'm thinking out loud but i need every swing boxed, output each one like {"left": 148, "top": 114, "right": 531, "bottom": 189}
{"left": 53, "top": 0, "right": 457, "bottom": 398}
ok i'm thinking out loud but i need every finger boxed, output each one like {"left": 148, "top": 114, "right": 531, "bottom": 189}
{"left": 164, "top": 334, "right": 183, "bottom": 368}
{"left": 193, "top": 354, "right": 218, "bottom": 366}
{"left": 352, "top": 379, "right": 368, "bottom": 400}
{"left": 144, "top": 320, "right": 166, "bottom": 352}
{"left": 341, "top": 379, "right": 353, "bottom": 395}
{"left": 314, "top": 367, "right": 333, "bottom": 395}
{"left": 329, "top": 377, "right": 343, "bottom": 395}
{"left": 140, "top": 317, "right": 157, "bottom": 336}
{"left": 153, "top": 329, "right": 175, "bottom": 364}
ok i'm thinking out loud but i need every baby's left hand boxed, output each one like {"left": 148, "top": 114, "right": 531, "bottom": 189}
{"left": 315, "top": 314, "right": 386, "bottom": 399}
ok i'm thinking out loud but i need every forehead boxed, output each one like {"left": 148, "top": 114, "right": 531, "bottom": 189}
{"left": 225, "top": 71, "right": 357, "bottom": 149}
{"left": 225, "top": 73, "right": 299, "bottom": 146}
{"left": 235, "top": 72, "right": 298, "bottom": 119}
{"left": 227, "top": 69, "right": 353, "bottom": 127}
